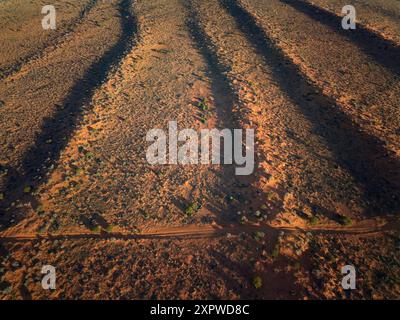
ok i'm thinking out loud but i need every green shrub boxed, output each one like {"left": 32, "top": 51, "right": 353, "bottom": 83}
{"left": 271, "top": 244, "right": 280, "bottom": 258}
{"left": 338, "top": 215, "right": 352, "bottom": 226}
{"left": 91, "top": 226, "right": 101, "bottom": 233}
{"left": 185, "top": 202, "right": 201, "bottom": 216}
{"left": 309, "top": 216, "right": 319, "bottom": 226}
{"left": 253, "top": 231, "right": 265, "bottom": 241}
{"left": 253, "top": 276, "right": 263, "bottom": 289}
{"left": 198, "top": 99, "right": 208, "bottom": 111}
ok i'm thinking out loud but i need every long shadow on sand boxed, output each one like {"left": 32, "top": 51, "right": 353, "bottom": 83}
{"left": 0, "top": 0, "right": 137, "bottom": 228}
{"left": 280, "top": 0, "right": 400, "bottom": 77}
{"left": 221, "top": 0, "right": 400, "bottom": 216}
{"left": 353, "top": 0, "right": 400, "bottom": 22}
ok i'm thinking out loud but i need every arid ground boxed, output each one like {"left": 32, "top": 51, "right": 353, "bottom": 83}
{"left": 0, "top": 0, "right": 399, "bottom": 299}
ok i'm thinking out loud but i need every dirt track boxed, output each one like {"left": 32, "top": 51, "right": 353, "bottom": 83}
{"left": 0, "top": 216, "right": 398, "bottom": 242}
{"left": 0, "top": 0, "right": 399, "bottom": 299}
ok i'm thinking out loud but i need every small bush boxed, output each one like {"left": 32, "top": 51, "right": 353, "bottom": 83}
{"left": 185, "top": 202, "right": 201, "bottom": 216}
{"left": 36, "top": 205, "right": 45, "bottom": 215}
{"left": 240, "top": 215, "right": 248, "bottom": 224}
{"left": 309, "top": 216, "right": 319, "bottom": 226}
{"left": 85, "top": 152, "right": 94, "bottom": 159}
{"left": 253, "top": 231, "right": 265, "bottom": 241}
{"left": 253, "top": 276, "right": 263, "bottom": 289}
{"left": 271, "top": 244, "right": 280, "bottom": 258}
{"left": 198, "top": 99, "right": 208, "bottom": 111}
{"left": 91, "top": 226, "right": 101, "bottom": 233}
{"left": 141, "top": 211, "right": 149, "bottom": 220}
{"left": 338, "top": 215, "right": 352, "bottom": 226}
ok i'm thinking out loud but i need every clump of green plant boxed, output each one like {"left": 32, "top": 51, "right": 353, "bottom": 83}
{"left": 271, "top": 244, "right": 280, "bottom": 259}
{"left": 197, "top": 98, "right": 209, "bottom": 124}
{"left": 36, "top": 205, "right": 45, "bottom": 215}
{"left": 253, "top": 276, "right": 263, "bottom": 289}
{"left": 91, "top": 225, "right": 101, "bottom": 233}
{"left": 239, "top": 215, "right": 248, "bottom": 225}
{"left": 88, "top": 126, "right": 98, "bottom": 135}
{"left": 185, "top": 202, "right": 201, "bottom": 216}
{"left": 0, "top": 193, "right": 4, "bottom": 201}
{"left": 309, "top": 215, "right": 319, "bottom": 226}
{"left": 198, "top": 98, "right": 209, "bottom": 111}
{"left": 338, "top": 215, "right": 352, "bottom": 226}
{"left": 85, "top": 152, "right": 94, "bottom": 160}
{"left": 141, "top": 211, "right": 150, "bottom": 220}
{"left": 253, "top": 231, "right": 265, "bottom": 241}
{"left": 266, "top": 192, "right": 279, "bottom": 202}
{"left": 376, "top": 217, "right": 387, "bottom": 225}
{"left": 104, "top": 225, "right": 113, "bottom": 233}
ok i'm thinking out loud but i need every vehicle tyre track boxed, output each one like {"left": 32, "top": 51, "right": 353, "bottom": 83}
{"left": 0, "top": 218, "right": 396, "bottom": 242}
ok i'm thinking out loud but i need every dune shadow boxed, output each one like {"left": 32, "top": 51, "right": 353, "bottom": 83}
{"left": 221, "top": 0, "right": 400, "bottom": 216}
{"left": 280, "top": 0, "right": 400, "bottom": 77}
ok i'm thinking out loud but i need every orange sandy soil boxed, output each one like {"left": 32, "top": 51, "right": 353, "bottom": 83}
{"left": 0, "top": 0, "right": 399, "bottom": 299}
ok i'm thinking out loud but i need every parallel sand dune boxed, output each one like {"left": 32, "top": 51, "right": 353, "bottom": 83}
{"left": 0, "top": 0, "right": 399, "bottom": 299}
